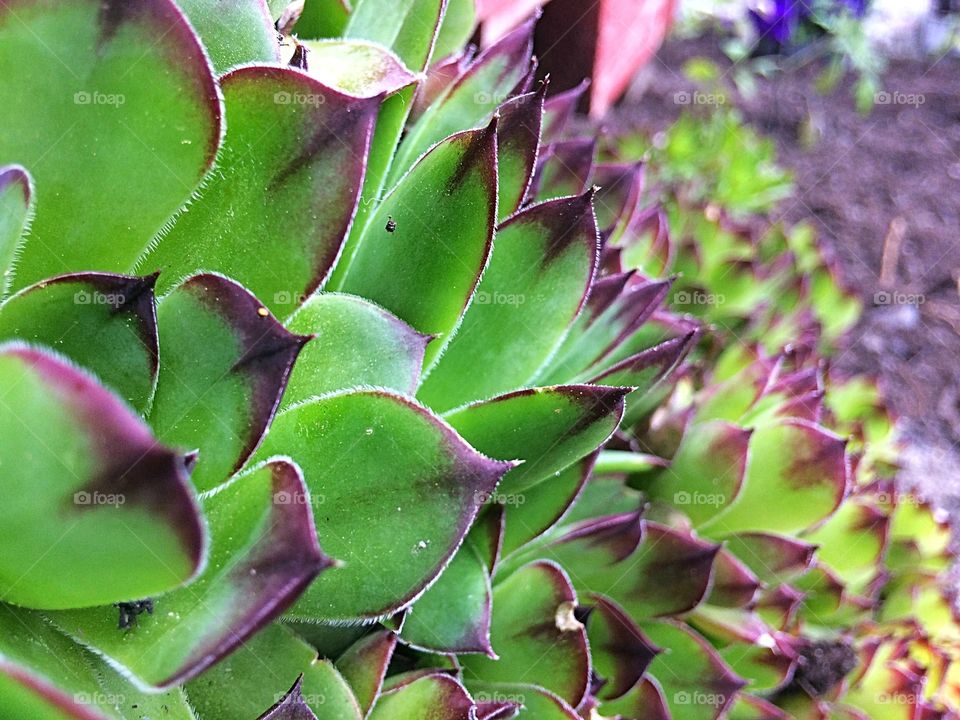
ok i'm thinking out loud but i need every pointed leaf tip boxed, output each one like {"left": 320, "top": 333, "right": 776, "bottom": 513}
{"left": 151, "top": 273, "right": 309, "bottom": 491}
{"left": 257, "top": 675, "right": 318, "bottom": 720}
{"left": 0, "top": 344, "right": 205, "bottom": 608}
{"left": 0, "top": 164, "right": 31, "bottom": 205}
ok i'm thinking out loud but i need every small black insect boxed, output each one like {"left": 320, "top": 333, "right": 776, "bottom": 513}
{"left": 385, "top": 216, "right": 397, "bottom": 233}
{"left": 115, "top": 598, "right": 154, "bottom": 630}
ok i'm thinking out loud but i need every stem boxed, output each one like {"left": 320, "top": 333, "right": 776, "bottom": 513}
{"left": 594, "top": 450, "right": 666, "bottom": 476}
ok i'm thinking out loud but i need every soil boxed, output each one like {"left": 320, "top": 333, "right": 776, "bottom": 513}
{"left": 612, "top": 34, "right": 960, "bottom": 507}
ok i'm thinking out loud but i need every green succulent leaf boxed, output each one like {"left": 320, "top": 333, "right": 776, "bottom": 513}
{"left": 700, "top": 419, "right": 849, "bottom": 536}
{"left": 0, "top": 273, "right": 159, "bottom": 412}
{"left": 727, "top": 693, "right": 791, "bottom": 719}
{"left": 388, "top": 18, "right": 535, "bottom": 183}
{"left": 336, "top": 630, "right": 397, "bottom": 716}
{"left": 51, "top": 458, "right": 329, "bottom": 689}
{"left": 471, "top": 684, "right": 578, "bottom": 719}
{"left": 592, "top": 162, "right": 645, "bottom": 233}
{"left": 150, "top": 274, "right": 308, "bottom": 493}
{"left": 598, "top": 677, "right": 669, "bottom": 720}
{"left": 644, "top": 420, "right": 752, "bottom": 527}
{"left": 256, "top": 389, "right": 514, "bottom": 621}
{"left": 0, "top": 165, "right": 31, "bottom": 295}
{"left": 0, "top": 602, "right": 199, "bottom": 720}
{"left": 294, "top": 0, "right": 351, "bottom": 37}
{"left": 468, "top": 502, "right": 506, "bottom": 574}
{"left": 0, "top": 0, "right": 221, "bottom": 289}
{"left": 445, "top": 385, "right": 628, "bottom": 495}
{"left": 418, "top": 193, "right": 600, "bottom": 412}
{"left": 0, "top": 614, "right": 108, "bottom": 719}
{"left": 337, "top": 122, "right": 498, "bottom": 367}
{"left": 0, "top": 605, "right": 107, "bottom": 720}
{"left": 401, "top": 542, "right": 494, "bottom": 655}
{"left": 588, "top": 331, "right": 695, "bottom": 391}
{"left": 792, "top": 560, "right": 844, "bottom": 617}
{"left": 175, "top": 0, "right": 279, "bottom": 72}
{"left": 590, "top": 331, "right": 697, "bottom": 425}
{"left": 720, "top": 532, "right": 816, "bottom": 585}
{"left": 462, "top": 561, "right": 589, "bottom": 707}
{"left": 499, "top": 454, "right": 594, "bottom": 557}
{"left": 264, "top": 0, "right": 291, "bottom": 18}
{"left": 501, "top": 509, "right": 642, "bottom": 581}
{"left": 495, "top": 88, "right": 546, "bottom": 221}
{"left": 541, "top": 81, "right": 589, "bottom": 142}
{"left": 140, "top": 66, "right": 380, "bottom": 318}
{"left": 330, "top": 0, "right": 446, "bottom": 289}
{"left": 533, "top": 139, "right": 597, "bottom": 202}
{"left": 432, "top": 0, "right": 476, "bottom": 61}
{"left": 283, "top": 293, "right": 429, "bottom": 407}
{"left": 411, "top": 51, "right": 472, "bottom": 123}
{"left": 803, "top": 495, "right": 888, "bottom": 578}
{"left": 587, "top": 594, "right": 661, "bottom": 701}
{"left": 689, "top": 606, "right": 796, "bottom": 691}
{"left": 370, "top": 673, "right": 475, "bottom": 720}
{"left": 344, "top": 0, "right": 445, "bottom": 71}
{"left": 474, "top": 700, "right": 522, "bottom": 720}
{"left": 705, "top": 547, "right": 762, "bottom": 608}
{"left": 296, "top": 39, "right": 419, "bottom": 99}
{"left": 512, "top": 515, "right": 720, "bottom": 620}
{"left": 540, "top": 277, "right": 673, "bottom": 384}
{"left": 96, "top": 661, "right": 197, "bottom": 720}
{"left": 639, "top": 620, "right": 746, "bottom": 720}
{"left": 187, "top": 623, "right": 362, "bottom": 720}
{"left": 0, "top": 344, "right": 204, "bottom": 609}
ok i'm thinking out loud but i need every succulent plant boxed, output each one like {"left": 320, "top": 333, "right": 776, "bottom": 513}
{"left": 0, "top": 1, "right": 685, "bottom": 717}
{"left": 596, "top": 105, "right": 861, "bottom": 355}
{"left": 0, "top": 2, "right": 955, "bottom": 720}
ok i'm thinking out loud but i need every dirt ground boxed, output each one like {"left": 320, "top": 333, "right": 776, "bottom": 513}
{"left": 615, "top": 35, "right": 960, "bottom": 506}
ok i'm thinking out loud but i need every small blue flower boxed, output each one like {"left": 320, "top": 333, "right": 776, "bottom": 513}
{"left": 749, "top": 0, "right": 869, "bottom": 49}
{"left": 749, "top": 0, "right": 802, "bottom": 46}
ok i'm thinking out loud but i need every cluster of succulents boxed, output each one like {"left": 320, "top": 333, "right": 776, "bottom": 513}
{"left": 0, "top": 1, "right": 957, "bottom": 719}
{"left": 602, "top": 96, "right": 861, "bottom": 355}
